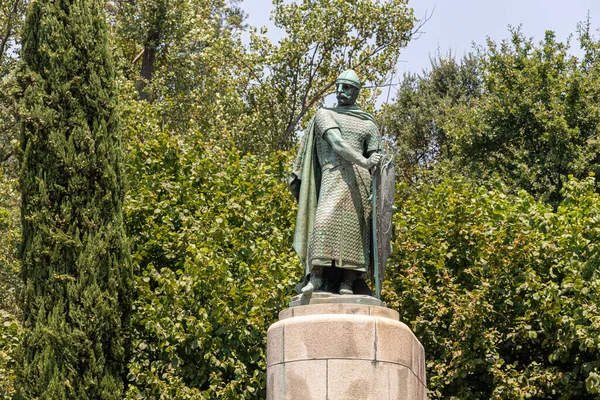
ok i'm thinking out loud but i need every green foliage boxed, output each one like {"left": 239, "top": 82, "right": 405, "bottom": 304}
{"left": 0, "top": 0, "right": 26, "bottom": 173}
{"left": 121, "top": 107, "right": 299, "bottom": 398}
{"left": 387, "top": 175, "right": 600, "bottom": 399}
{"left": 384, "top": 52, "right": 481, "bottom": 180}
{"left": 247, "top": 0, "right": 415, "bottom": 151}
{"left": 0, "top": 0, "right": 26, "bottom": 394}
{"left": 0, "top": 167, "right": 20, "bottom": 398}
{"left": 112, "top": 0, "right": 249, "bottom": 123}
{"left": 390, "top": 28, "right": 600, "bottom": 205}
{"left": 16, "top": 0, "right": 132, "bottom": 398}
{"left": 448, "top": 28, "right": 600, "bottom": 204}
{"left": 111, "top": 0, "right": 416, "bottom": 153}
{"left": 0, "top": 308, "right": 20, "bottom": 399}
{"left": 1, "top": 1, "right": 600, "bottom": 398}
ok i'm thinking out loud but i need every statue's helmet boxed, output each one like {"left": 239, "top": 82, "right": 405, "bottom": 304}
{"left": 335, "top": 69, "right": 361, "bottom": 90}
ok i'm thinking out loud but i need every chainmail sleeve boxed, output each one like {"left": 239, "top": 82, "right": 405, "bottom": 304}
{"left": 314, "top": 108, "right": 339, "bottom": 137}
{"left": 314, "top": 109, "right": 342, "bottom": 168}
{"left": 366, "top": 122, "right": 381, "bottom": 154}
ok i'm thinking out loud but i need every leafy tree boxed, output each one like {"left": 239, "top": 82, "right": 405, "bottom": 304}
{"left": 16, "top": 0, "right": 132, "bottom": 397}
{"left": 1, "top": 1, "right": 598, "bottom": 398}
{"left": 449, "top": 28, "right": 600, "bottom": 204}
{"left": 112, "top": 0, "right": 417, "bottom": 154}
{"left": 0, "top": 1, "right": 27, "bottom": 396}
{"left": 0, "top": 0, "right": 26, "bottom": 172}
{"left": 121, "top": 121, "right": 298, "bottom": 398}
{"left": 384, "top": 51, "right": 481, "bottom": 181}
{"left": 111, "top": 0, "right": 251, "bottom": 142}
{"left": 387, "top": 175, "right": 600, "bottom": 399}
{"left": 245, "top": 0, "right": 416, "bottom": 151}
{"left": 112, "top": 0, "right": 246, "bottom": 101}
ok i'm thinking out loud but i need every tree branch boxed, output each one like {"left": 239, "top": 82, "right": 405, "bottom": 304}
{"left": 348, "top": 37, "right": 368, "bottom": 68}
{"left": 285, "top": 42, "right": 320, "bottom": 137}
{"left": 410, "top": 7, "right": 435, "bottom": 41}
{"left": 279, "top": 41, "right": 335, "bottom": 149}
{"left": 227, "top": 51, "right": 279, "bottom": 116}
{"left": 132, "top": 48, "right": 144, "bottom": 64}
{"left": 1, "top": 151, "right": 13, "bottom": 164}
{"left": 0, "top": 0, "right": 21, "bottom": 62}
{"left": 278, "top": 79, "right": 336, "bottom": 150}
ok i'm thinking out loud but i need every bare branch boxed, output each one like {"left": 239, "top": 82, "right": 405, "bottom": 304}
{"left": 353, "top": 43, "right": 389, "bottom": 70}
{"left": 228, "top": 51, "right": 264, "bottom": 85}
{"left": 379, "top": 69, "right": 396, "bottom": 136}
{"left": 362, "top": 82, "right": 401, "bottom": 89}
{"left": 286, "top": 42, "right": 321, "bottom": 132}
{"left": 279, "top": 40, "right": 336, "bottom": 148}
{"left": 410, "top": 7, "right": 435, "bottom": 41}
{"left": 227, "top": 51, "right": 280, "bottom": 121}
{"left": 280, "top": 79, "right": 335, "bottom": 149}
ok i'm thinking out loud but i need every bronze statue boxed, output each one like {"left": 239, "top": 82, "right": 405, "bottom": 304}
{"left": 289, "top": 69, "right": 394, "bottom": 296}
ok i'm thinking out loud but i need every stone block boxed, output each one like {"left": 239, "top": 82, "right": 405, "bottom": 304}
{"left": 267, "top": 321, "right": 284, "bottom": 367}
{"left": 389, "top": 363, "right": 426, "bottom": 400}
{"left": 284, "top": 314, "right": 375, "bottom": 362}
{"left": 375, "top": 317, "right": 414, "bottom": 369}
{"left": 369, "top": 305, "right": 399, "bottom": 321}
{"left": 278, "top": 308, "right": 294, "bottom": 320}
{"left": 416, "top": 376, "right": 427, "bottom": 400}
{"left": 267, "top": 360, "right": 327, "bottom": 400}
{"left": 327, "top": 359, "right": 389, "bottom": 400}
{"left": 388, "top": 363, "right": 411, "bottom": 399}
{"left": 413, "top": 335, "right": 427, "bottom": 385}
{"left": 292, "top": 303, "right": 370, "bottom": 318}
{"left": 267, "top": 362, "right": 283, "bottom": 400}
{"left": 267, "top": 303, "right": 427, "bottom": 399}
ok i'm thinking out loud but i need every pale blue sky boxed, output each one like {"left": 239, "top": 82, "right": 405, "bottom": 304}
{"left": 241, "top": 0, "right": 600, "bottom": 76}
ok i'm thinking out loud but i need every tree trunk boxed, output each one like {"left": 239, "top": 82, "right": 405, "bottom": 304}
{"left": 137, "top": 30, "right": 159, "bottom": 101}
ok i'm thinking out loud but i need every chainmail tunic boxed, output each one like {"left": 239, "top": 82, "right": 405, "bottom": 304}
{"left": 307, "top": 108, "right": 380, "bottom": 271}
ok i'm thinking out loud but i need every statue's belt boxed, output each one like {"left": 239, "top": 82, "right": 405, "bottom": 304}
{"left": 321, "top": 162, "right": 341, "bottom": 171}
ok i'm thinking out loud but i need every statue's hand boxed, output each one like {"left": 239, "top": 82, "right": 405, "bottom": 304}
{"left": 288, "top": 173, "right": 301, "bottom": 201}
{"left": 365, "top": 153, "right": 383, "bottom": 170}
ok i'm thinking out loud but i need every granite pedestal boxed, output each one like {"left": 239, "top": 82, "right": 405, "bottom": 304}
{"left": 266, "top": 293, "right": 427, "bottom": 399}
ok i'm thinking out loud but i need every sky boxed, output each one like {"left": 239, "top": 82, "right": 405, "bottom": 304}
{"left": 240, "top": 0, "right": 600, "bottom": 77}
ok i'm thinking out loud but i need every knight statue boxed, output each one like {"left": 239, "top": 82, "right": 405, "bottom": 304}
{"left": 288, "top": 69, "right": 395, "bottom": 297}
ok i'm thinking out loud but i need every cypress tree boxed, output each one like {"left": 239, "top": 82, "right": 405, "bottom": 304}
{"left": 16, "top": 0, "right": 132, "bottom": 398}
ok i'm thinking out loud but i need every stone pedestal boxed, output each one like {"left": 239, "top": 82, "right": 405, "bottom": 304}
{"left": 267, "top": 295, "right": 426, "bottom": 399}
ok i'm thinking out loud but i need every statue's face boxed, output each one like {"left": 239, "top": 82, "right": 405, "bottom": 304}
{"left": 336, "top": 83, "right": 359, "bottom": 106}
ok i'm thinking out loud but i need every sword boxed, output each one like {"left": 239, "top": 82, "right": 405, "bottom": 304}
{"left": 372, "top": 166, "right": 380, "bottom": 299}
{"left": 371, "top": 68, "right": 395, "bottom": 300}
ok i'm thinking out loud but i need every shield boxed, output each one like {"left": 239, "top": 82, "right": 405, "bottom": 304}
{"left": 370, "top": 154, "right": 395, "bottom": 297}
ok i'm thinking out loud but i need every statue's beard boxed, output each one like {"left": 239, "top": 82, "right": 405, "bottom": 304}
{"left": 337, "top": 94, "right": 352, "bottom": 105}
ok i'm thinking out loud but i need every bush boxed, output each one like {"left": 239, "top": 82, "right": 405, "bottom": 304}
{"left": 123, "top": 129, "right": 300, "bottom": 399}
{"left": 0, "top": 169, "right": 20, "bottom": 398}
{"left": 387, "top": 175, "right": 600, "bottom": 399}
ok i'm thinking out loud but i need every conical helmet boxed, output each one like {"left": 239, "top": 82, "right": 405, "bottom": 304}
{"left": 335, "top": 69, "right": 361, "bottom": 89}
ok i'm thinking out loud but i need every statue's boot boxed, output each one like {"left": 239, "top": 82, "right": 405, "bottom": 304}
{"left": 301, "top": 267, "right": 323, "bottom": 294}
{"left": 339, "top": 270, "right": 356, "bottom": 295}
